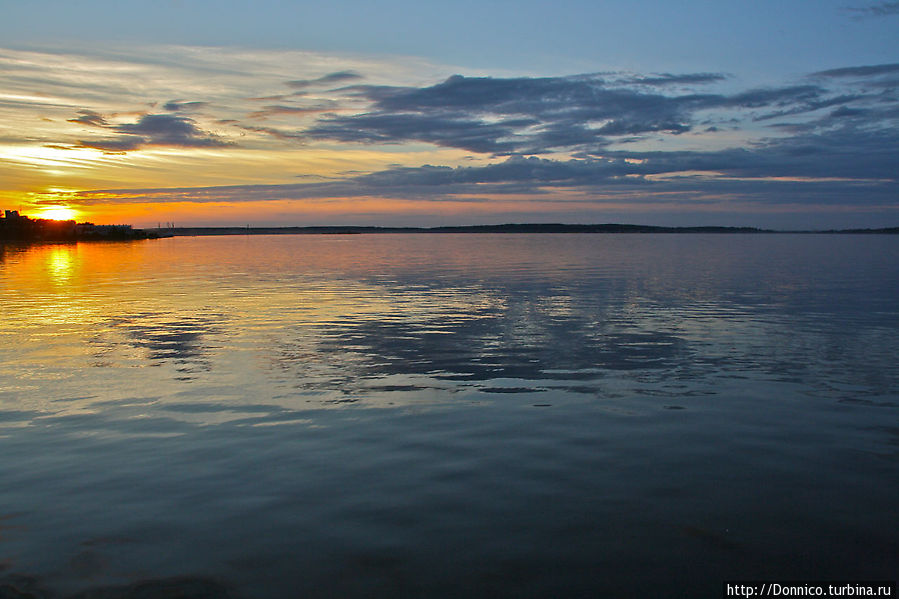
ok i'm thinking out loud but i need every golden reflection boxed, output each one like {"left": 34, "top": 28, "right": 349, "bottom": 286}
{"left": 45, "top": 245, "right": 77, "bottom": 283}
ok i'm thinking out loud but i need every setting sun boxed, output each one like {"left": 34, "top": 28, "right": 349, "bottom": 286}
{"left": 37, "top": 206, "right": 79, "bottom": 221}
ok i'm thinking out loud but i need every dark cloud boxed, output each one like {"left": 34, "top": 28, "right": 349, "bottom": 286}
{"left": 64, "top": 145, "right": 898, "bottom": 211}
{"left": 303, "top": 74, "right": 883, "bottom": 156}
{"left": 306, "top": 74, "right": 709, "bottom": 154}
{"left": 351, "top": 156, "right": 645, "bottom": 191}
{"left": 248, "top": 102, "right": 338, "bottom": 119}
{"left": 247, "top": 94, "right": 290, "bottom": 102}
{"left": 807, "top": 63, "right": 899, "bottom": 100}
{"left": 53, "top": 64, "right": 897, "bottom": 219}
{"left": 76, "top": 136, "right": 145, "bottom": 153}
{"left": 752, "top": 93, "right": 863, "bottom": 121}
{"left": 239, "top": 125, "right": 305, "bottom": 141}
{"left": 845, "top": 1, "right": 899, "bottom": 17}
{"left": 810, "top": 63, "right": 899, "bottom": 78}
{"left": 829, "top": 105, "right": 868, "bottom": 117}
{"left": 69, "top": 111, "right": 230, "bottom": 151}
{"left": 602, "top": 122, "right": 899, "bottom": 182}
{"left": 66, "top": 109, "right": 899, "bottom": 204}
{"left": 286, "top": 70, "right": 363, "bottom": 90}
{"left": 622, "top": 73, "right": 728, "bottom": 86}
{"left": 356, "top": 117, "right": 899, "bottom": 191}
{"left": 60, "top": 120, "right": 896, "bottom": 226}
{"left": 369, "top": 74, "right": 666, "bottom": 116}
{"left": 720, "top": 85, "right": 822, "bottom": 108}
{"left": 254, "top": 105, "right": 329, "bottom": 114}
{"left": 67, "top": 109, "right": 108, "bottom": 127}
{"left": 163, "top": 100, "right": 209, "bottom": 112}
{"left": 113, "top": 114, "right": 229, "bottom": 148}
{"left": 307, "top": 112, "right": 533, "bottom": 153}
{"left": 297, "top": 64, "right": 899, "bottom": 160}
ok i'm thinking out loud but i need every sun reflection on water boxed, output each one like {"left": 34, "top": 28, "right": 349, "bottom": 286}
{"left": 45, "top": 245, "right": 77, "bottom": 284}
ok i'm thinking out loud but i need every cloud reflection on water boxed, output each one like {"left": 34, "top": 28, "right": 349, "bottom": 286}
{"left": 91, "top": 312, "right": 221, "bottom": 378}
{"left": 1, "top": 234, "right": 897, "bottom": 426}
{"left": 268, "top": 305, "right": 690, "bottom": 401}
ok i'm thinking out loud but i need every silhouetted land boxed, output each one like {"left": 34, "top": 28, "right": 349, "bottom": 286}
{"left": 151, "top": 223, "right": 899, "bottom": 236}
{"left": 0, "top": 210, "right": 160, "bottom": 241}
{"left": 5, "top": 209, "right": 896, "bottom": 241}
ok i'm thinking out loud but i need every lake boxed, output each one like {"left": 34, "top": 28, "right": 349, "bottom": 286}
{"left": 1, "top": 234, "right": 897, "bottom": 598}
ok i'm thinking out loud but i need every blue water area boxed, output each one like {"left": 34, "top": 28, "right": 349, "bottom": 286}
{"left": 1, "top": 234, "right": 897, "bottom": 598}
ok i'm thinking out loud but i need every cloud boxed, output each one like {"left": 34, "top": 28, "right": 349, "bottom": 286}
{"left": 247, "top": 102, "right": 339, "bottom": 119}
{"left": 163, "top": 100, "right": 209, "bottom": 112}
{"left": 602, "top": 121, "right": 899, "bottom": 182}
{"left": 350, "top": 156, "right": 643, "bottom": 190}
{"left": 67, "top": 109, "right": 108, "bottom": 127}
{"left": 62, "top": 120, "right": 898, "bottom": 209}
{"left": 307, "top": 111, "right": 532, "bottom": 153}
{"left": 76, "top": 136, "right": 145, "bottom": 153}
{"left": 7, "top": 45, "right": 896, "bottom": 225}
{"left": 805, "top": 63, "right": 899, "bottom": 104}
{"left": 286, "top": 70, "right": 363, "bottom": 90}
{"left": 810, "top": 63, "right": 899, "bottom": 78}
{"left": 73, "top": 112, "right": 231, "bottom": 151}
{"left": 0, "top": 45, "right": 419, "bottom": 156}
{"left": 622, "top": 73, "right": 728, "bottom": 86}
{"left": 303, "top": 73, "right": 890, "bottom": 156}
{"left": 238, "top": 124, "right": 305, "bottom": 141}
{"left": 829, "top": 106, "right": 867, "bottom": 118}
{"left": 752, "top": 93, "right": 863, "bottom": 121}
{"left": 305, "top": 74, "right": 711, "bottom": 154}
{"left": 718, "top": 85, "right": 822, "bottom": 108}
{"left": 117, "top": 113, "right": 231, "bottom": 148}
{"left": 58, "top": 62, "right": 898, "bottom": 208}
{"left": 845, "top": 1, "right": 899, "bottom": 17}
{"left": 59, "top": 63, "right": 894, "bottom": 177}
{"left": 60, "top": 156, "right": 641, "bottom": 206}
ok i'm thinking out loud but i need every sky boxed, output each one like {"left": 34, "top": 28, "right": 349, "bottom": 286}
{"left": 1, "top": 0, "right": 897, "bottom": 228}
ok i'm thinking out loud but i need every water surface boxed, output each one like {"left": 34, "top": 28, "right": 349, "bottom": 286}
{"left": 1, "top": 234, "right": 897, "bottom": 597}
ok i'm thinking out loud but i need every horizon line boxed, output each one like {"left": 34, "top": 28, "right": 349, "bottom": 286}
{"left": 142, "top": 222, "right": 899, "bottom": 235}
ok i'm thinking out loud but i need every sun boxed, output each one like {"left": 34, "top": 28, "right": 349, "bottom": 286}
{"left": 37, "top": 205, "right": 80, "bottom": 221}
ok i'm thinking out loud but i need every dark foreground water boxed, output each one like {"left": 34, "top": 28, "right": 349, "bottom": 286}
{"left": 1, "top": 234, "right": 897, "bottom": 598}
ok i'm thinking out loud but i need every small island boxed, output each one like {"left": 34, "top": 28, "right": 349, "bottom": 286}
{"left": 0, "top": 209, "right": 160, "bottom": 241}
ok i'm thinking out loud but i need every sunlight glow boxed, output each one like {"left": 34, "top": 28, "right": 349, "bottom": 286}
{"left": 37, "top": 205, "right": 79, "bottom": 221}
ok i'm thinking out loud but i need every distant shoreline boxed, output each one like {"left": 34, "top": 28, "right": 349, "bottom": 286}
{"left": 148, "top": 223, "right": 899, "bottom": 236}
{"left": 4, "top": 219, "right": 898, "bottom": 243}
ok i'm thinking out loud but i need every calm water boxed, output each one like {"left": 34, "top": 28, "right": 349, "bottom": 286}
{"left": 1, "top": 234, "right": 897, "bottom": 598}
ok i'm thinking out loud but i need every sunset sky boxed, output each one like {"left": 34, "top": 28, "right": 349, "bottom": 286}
{"left": 2, "top": 0, "right": 897, "bottom": 228}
